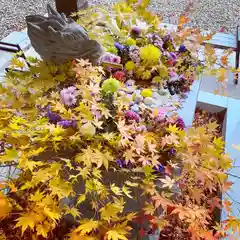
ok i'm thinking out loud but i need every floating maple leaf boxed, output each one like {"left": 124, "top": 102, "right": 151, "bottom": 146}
{"left": 160, "top": 176, "right": 175, "bottom": 189}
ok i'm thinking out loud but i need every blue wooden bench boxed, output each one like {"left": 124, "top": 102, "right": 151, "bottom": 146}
{"left": 202, "top": 26, "right": 240, "bottom": 84}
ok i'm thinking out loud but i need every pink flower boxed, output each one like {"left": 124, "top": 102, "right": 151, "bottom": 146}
{"left": 125, "top": 110, "right": 140, "bottom": 122}
{"left": 60, "top": 86, "right": 77, "bottom": 106}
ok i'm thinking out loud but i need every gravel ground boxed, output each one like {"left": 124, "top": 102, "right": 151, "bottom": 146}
{"left": 89, "top": 0, "right": 240, "bottom": 33}
{"left": 0, "top": 0, "right": 55, "bottom": 39}
{"left": 1, "top": 0, "right": 240, "bottom": 39}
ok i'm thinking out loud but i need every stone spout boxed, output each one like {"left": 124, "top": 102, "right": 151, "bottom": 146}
{"left": 26, "top": 4, "right": 104, "bottom": 65}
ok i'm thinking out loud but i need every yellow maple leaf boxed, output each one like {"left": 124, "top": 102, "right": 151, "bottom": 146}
{"left": 66, "top": 207, "right": 81, "bottom": 219}
{"left": 36, "top": 223, "right": 50, "bottom": 238}
{"left": 10, "top": 57, "right": 25, "bottom": 69}
{"left": 206, "top": 121, "right": 218, "bottom": 132}
{"left": 111, "top": 184, "right": 122, "bottom": 196}
{"left": 166, "top": 124, "right": 179, "bottom": 134}
{"left": 75, "top": 147, "right": 94, "bottom": 168}
{"left": 92, "top": 168, "right": 102, "bottom": 179}
{"left": 43, "top": 207, "right": 61, "bottom": 222}
{"left": 100, "top": 203, "right": 123, "bottom": 222}
{"left": 218, "top": 68, "right": 227, "bottom": 83}
{"left": 122, "top": 185, "right": 133, "bottom": 199}
{"left": 125, "top": 181, "right": 138, "bottom": 187}
{"left": 123, "top": 148, "right": 135, "bottom": 164}
{"left": 49, "top": 177, "right": 72, "bottom": 199}
{"left": 143, "top": 203, "right": 155, "bottom": 215}
{"left": 75, "top": 219, "right": 99, "bottom": 235}
{"left": 30, "top": 190, "right": 44, "bottom": 202}
{"left": 0, "top": 148, "right": 18, "bottom": 163}
{"left": 15, "top": 213, "right": 38, "bottom": 234}
{"left": 93, "top": 149, "right": 113, "bottom": 170}
{"left": 107, "top": 230, "right": 128, "bottom": 240}
{"left": 77, "top": 194, "right": 86, "bottom": 206}
{"left": 213, "top": 136, "right": 224, "bottom": 149}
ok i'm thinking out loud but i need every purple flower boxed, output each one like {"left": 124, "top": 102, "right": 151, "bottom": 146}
{"left": 116, "top": 159, "right": 130, "bottom": 168}
{"left": 153, "top": 164, "right": 165, "bottom": 173}
{"left": 169, "top": 52, "right": 177, "bottom": 61}
{"left": 131, "top": 26, "right": 141, "bottom": 36}
{"left": 58, "top": 120, "right": 77, "bottom": 129}
{"left": 136, "top": 125, "right": 147, "bottom": 132}
{"left": 60, "top": 86, "right": 77, "bottom": 107}
{"left": 100, "top": 52, "right": 121, "bottom": 72}
{"left": 47, "top": 106, "right": 62, "bottom": 124}
{"left": 179, "top": 45, "right": 186, "bottom": 52}
{"left": 168, "top": 148, "right": 176, "bottom": 156}
{"left": 116, "top": 159, "right": 123, "bottom": 168}
{"left": 114, "top": 42, "right": 124, "bottom": 51}
{"left": 125, "top": 110, "right": 140, "bottom": 122}
{"left": 175, "top": 117, "right": 185, "bottom": 129}
{"left": 169, "top": 71, "right": 179, "bottom": 82}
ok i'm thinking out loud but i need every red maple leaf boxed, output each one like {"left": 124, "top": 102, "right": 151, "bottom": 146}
{"left": 167, "top": 205, "right": 176, "bottom": 214}
{"left": 207, "top": 196, "right": 221, "bottom": 212}
{"left": 138, "top": 228, "right": 145, "bottom": 237}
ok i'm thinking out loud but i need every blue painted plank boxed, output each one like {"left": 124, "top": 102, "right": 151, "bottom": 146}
{"left": 198, "top": 91, "right": 228, "bottom": 108}
{"left": 223, "top": 98, "right": 240, "bottom": 221}
{"left": 178, "top": 80, "right": 200, "bottom": 126}
{"left": 1, "top": 31, "right": 31, "bottom": 51}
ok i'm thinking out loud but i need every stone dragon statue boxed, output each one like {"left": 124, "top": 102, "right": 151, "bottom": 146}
{"left": 25, "top": 4, "right": 104, "bottom": 65}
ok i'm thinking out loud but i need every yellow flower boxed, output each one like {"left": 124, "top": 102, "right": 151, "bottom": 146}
{"left": 125, "top": 61, "right": 135, "bottom": 71}
{"left": 141, "top": 89, "right": 152, "bottom": 97}
{"left": 140, "top": 44, "right": 161, "bottom": 65}
{"left": 142, "top": 71, "right": 152, "bottom": 80}
{"left": 125, "top": 38, "right": 136, "bottom": 46}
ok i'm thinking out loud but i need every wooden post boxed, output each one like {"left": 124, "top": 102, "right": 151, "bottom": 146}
{"left": 55, "top": 0, "right": 88, "bottom": 17}
{"left": 235, "top": 26, "right": 240, "bottom": 85}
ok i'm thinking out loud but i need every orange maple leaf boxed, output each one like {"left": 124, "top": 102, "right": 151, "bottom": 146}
{"left": 223, "top": 181, "right": 233, "bottom": 192}
{"left": 202, "top": 231, "right": 215, "bottom": 240}
{"left": 178, "top": 15, "right": 189, "bottom": 26}
{"left": 223, "top": 199, "right": 232, "bottom": 213}
{"left": 152, "top": 194, "right": 173, "bottom": 211}
{"left": 221, "top": 55, "right": 228, "bottom": 65}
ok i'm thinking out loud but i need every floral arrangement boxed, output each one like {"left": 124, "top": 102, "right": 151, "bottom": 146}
{"left": 0, "top": 1, "right": 239, "bottom": 240}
